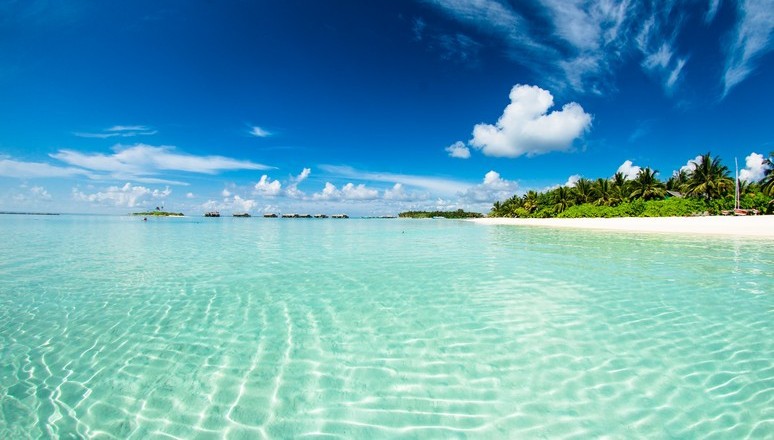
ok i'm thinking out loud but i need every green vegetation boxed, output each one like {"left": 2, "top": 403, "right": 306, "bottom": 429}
{"left": 399, "top": 209, "right": 484, "bottom": 219}
{"left": 132, "top": 211, "right": 185, "bottom": 217}
{"left": 490, "top": 152, "right": 774, "bottom": 218}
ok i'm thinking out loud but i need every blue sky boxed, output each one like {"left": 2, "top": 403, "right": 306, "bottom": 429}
{"left": 1, "top": 0, "right": 773, "bottom": 215}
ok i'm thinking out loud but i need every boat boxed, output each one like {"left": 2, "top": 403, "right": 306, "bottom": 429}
{"left": 204, "top": 211, "right": 220, "bottom": 217}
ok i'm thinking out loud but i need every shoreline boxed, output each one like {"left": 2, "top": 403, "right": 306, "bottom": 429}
{"left": 467, "top": 215, "right": 774, "bottom": 238}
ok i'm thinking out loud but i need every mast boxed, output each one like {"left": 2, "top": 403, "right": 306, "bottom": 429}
{"left": 734, "top": 157, "right": 740, "bottom": 210}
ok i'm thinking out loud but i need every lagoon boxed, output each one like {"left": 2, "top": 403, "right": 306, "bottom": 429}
{"left": 1, "top": 215, "right": 772, "bottom": 438}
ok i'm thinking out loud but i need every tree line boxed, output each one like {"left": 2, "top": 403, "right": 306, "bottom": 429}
{"left": 490, "top": 152, "right": 774, "bottom": 218}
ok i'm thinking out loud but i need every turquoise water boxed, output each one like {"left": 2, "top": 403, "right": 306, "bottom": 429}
{"left": 1, "top": 215, "right": 772, "bottom": 439}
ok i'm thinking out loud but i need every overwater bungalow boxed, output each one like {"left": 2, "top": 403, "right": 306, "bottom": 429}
{"left": 233, "top": 213, "right": 251, "bottom": 217}
{"left": 313, "top": 214, "right": 328, "bottom": 218}
{"left": 204, "top": 211, "right": 220, "bottom": 217}
{"left": 331, "top": 214, "right": 349, "bottom": 219}
{"left": 263, "top": 213, "right": 278, "bottom": 218}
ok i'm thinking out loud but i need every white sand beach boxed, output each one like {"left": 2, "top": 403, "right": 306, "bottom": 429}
{"left": 469, "top": 215, "right": 774, "bottom": 238}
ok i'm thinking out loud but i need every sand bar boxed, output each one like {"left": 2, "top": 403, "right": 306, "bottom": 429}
{"left": 468, "top": 215, "right": 774, "bottom": 238}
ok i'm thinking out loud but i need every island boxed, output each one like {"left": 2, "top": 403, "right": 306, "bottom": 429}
{"left": 398, "top": 209, "right": 484, "bottom": 219}
{"left": 132, "top": 211, "right": 185, "bottom": 217}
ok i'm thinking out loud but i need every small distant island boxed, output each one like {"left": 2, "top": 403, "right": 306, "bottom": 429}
{"left": 132, "top": 211, "right": 185, "bottom": 217}
{"left": 399, "top": 209, "right": 484, "bottom": 219}
{"left": 0, "top": 211, "right": 60, "bottom": 216}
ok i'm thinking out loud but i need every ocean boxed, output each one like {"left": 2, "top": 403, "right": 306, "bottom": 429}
{"left": 1, "top": 214, "right": 772, "bottom": 438}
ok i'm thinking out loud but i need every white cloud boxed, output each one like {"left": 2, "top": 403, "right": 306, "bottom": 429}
{"left": 312, "top": 182, "right": 380, "bottom": 201}
{"left": 679, "top": 155, "right": 703, "bottom": 174}
{"left": 469, "top": 84, "right": 592, "bottom": 158}
{"left": 285, "top": 168, "right": 311, "bottom": 198}
{"left": 186, "top": 192, "right": 195, "bottom": 199}
{"left": 564, "top": 174, "right": 582, "bottom": 187}
{"left": 51, "top": 144, "right": 273, "bottom": 178}
{"left": 426, "top": 0, "right": 770, "bottom": 98}
{"left": 29, "top": 186, "right": 52, "bottom": 200}
{"left": 74, "top": 125, "right": 157, "bottom": 138}
{"left": 249, "top": 126, "right": 271, "bottom": 137}
{"left": 221, "top": 188, "right": 231, "bottom": 197}
{"left": 253, "top": 175, "right": 282, "bottom": 196}
{"left": 706, "top": 0, "right": 721, "bottom": 23}
{"left": 616, "top": 160, "right": 641, "bottom": 180}
{"left": 341, "top": 183, "right": 379, "bottom": 200}
{"left": 0, "top": 157, "right": 92, "bottom": 178}
{"left": 739, "top": 152, "right": 769, "bottom": 182}
{"left": 384, "top": 183, "right": 409, "bottom": 201}
{"left": 72, "top": 182, "right": 171, "bottom": 208}
{"left": 232, "top": 195, "right": 257, "bottom": 212}
{"left": 459, "top": 170, "right": 519, "bottom": 203}
{"left": 319, "top": 165, "right": 470, "bottom": 196}
{"left": 445, "top": 141, "right": 471, "bottom": 159}
{"left": 723, "top": 0, "right": 774, "bottom": 96}
{"left": 12, "top": 184, "right": 53, "bottom": 203}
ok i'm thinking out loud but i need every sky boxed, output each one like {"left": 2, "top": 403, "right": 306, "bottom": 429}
{"left": 1, "top": 0, "right": 773, "bottom": 216}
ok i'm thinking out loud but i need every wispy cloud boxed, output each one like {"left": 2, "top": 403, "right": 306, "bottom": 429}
{"left": 74, "top": 125, "right": 157, "bottom": 138}
{"left": 51, "top": 143, "right": 273, "bottom": 177}
{"left": 0, "top": 157, "right": 93, "bottom": 178}
{"left": 319, "top": 164, "right": 471, "bottom": 196}
{"left": 423, "top": 0, "right": 772, "bottom": 98}
{"left": 723, "top": 0, "right": 774, "bottom": 96}
{"left": 249, "top": 126, "right": 272, "bottom": 137}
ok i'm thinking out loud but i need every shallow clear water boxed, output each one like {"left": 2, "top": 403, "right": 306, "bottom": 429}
{"left": 1, "top": 215, "right": 772, "bottom": 439}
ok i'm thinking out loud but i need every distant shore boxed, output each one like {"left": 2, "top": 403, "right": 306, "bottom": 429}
{"left": 468, "top": 215, "right": 774, "bottom": 238}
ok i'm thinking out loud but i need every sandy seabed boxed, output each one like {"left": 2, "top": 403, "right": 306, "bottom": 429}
{"left": 468, "top": 215, "right": 774, "bottom": 238}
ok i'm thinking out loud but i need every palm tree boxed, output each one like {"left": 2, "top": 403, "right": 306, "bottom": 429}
{"left": 630, "top": 167, "right": 666, "bottom": 200}
{"left": 522, "top": 190, "right": 539, "bottom": 214}
{"left": 761, "top": 152, "right": 774, "bottom": 196}
{"left": 573, "top": 178, "right": 594, "bottom": 204}
{"left": 593, "top": 178, "right": 613, "bottom": 206}
{"left": 553, "top": 186, "right": 574, "bottom": 213}
{"left": 610, "top": 172, "right": 630, "bottom": 205}
{"left": 666, "top": 169, "right": 688, "bottom": 192}
{"left": 684, "top": 152, "right": 733, "bottom": 201}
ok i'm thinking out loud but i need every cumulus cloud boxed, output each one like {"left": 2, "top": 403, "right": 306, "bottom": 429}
{"left": 617, "top": 160, "right": 641, "bottom": 180}
{"left": 564, "top": 174, "right": 582, "bottom": 188}
{"left": 249, "top": 126, "right": 271, "bottom": 137}
{"left": 186, "top": 192, "right": 195, "bottom": 199}
{"left": 445, "top": 141, "right": 471, "bottom": 159}
{"left": 231, "top": 195, "right": 257, "bottom": 212}
{"left": 72, "top": 182, "right": 171, "bottom": 208}
{"left": 459, "top": 170, "right": 519, "bottom": 203}
{"left": 312, "top": 182, "right": 380, "bottom": 201}
{"left": 221, "top": 188, "right": 231, "bottom": 197}
{"left": 285, "top": 168, "right": 311, "bottom": 199}
{"left": 468, "top": 85, "right": 592, "bottom": 158}
{"left": 29, "top": 186, "right": 52, "bottom": 200}
{"left": 254, "top": 175, "right": 282, "bottom": 196}
{"left": 12, "top": 184, "right": 53, "bottom": 203}
{"left": 739, "top": 152, "right": 770, "bottom": 182}
{"left": 679, "top": 155, "right": 703, "bottom": 174}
